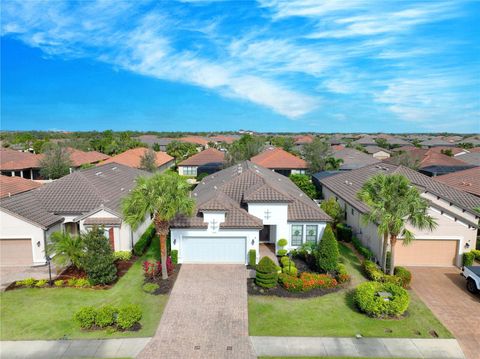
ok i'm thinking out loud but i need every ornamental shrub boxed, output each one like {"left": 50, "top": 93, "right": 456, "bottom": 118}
{"left": 394, "top": 267, "right": 412, "bottom": 288}
{"left": 317, "top": 225, "right": 339, "bottom": 273}
{"left": 336, "top": 223, "right": 352, "bottom": 242}
{"left": 363, "top": 260, "right": 402, "bottom": 286}
{"left": 248, "top": 249, "right": 256, "bottom": 266}
{"left": 133, "top": 224, "right": 156, "bottom": 256}
{"left": 81, "top": 227, "right": 117, "bottom": 285}
{"left": 282, "top": 266, "right": 298, "bottom": 276}
{"left": 67, "top": 278, "right": 77, "bottom": 287}
{"left": 320, "top": 198, "right": 344, "bottom": 224}
{"left": 354, "top": 282, "right": 410, "bottom": 318}
{"left": 35, "top": 279, "right": 48, "bottom": 287}
{"left": 113, "top": 251, "right": 132, "bottom": 261}
{"left": 143, "top": 258, "right": 174, "bottom": 278}
{"left": 117, "top": 304, "right": 142, "bottom": 330}
{"left": 142, "top": 283, "right": 159, "bottom": 294}
{"left": 277, "top": 238, "right": 288, "bottom": 247}
{"left": 352, "top": 236, "right": 374, "bottom": 260}
{"left": 463, "top": 251, "right": 475, "bottom": 266}
{"left": 280, "top": 256, "right": 295, "bottom": 268}
{"left": 279, "top": 272, "right": 337, "bottom": 292}
{"left": 277, "top": 249, "right": 288, "bottom": 257}
{"left": 255, "top": 256, "right": 278, "bottom": 288}
{"left": 73, "top": 306, "right": 97, "bottom": 329}
{"left": 472, "top": 249, "right": 480, "bottom": 261}
{"left": 96, "top": 305, "right": 116, "bottom": 328}
{"left": 74, "top": 278, "right": 91, "bottom": 288}
{"left": 54, "top": 279, "right": 64, "bottom": 287}
{"left": 171, "top": 250, "right": 178, "bottom": 264}
{"left": 16, "top": 278, "right": 36, "bottom": 287}
{"left": 336, "top": 263, "right": 351, "bottom": 284}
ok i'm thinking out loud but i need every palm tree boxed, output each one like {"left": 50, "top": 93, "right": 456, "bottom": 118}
{"left": 357, "top": 173, "right": 437, "bottom": 275}
{"left": 325, "top": 157, "right": 343, "bottom": 171}
{"left": 122, "top": 171, "right": 195, "bottom": 279}
{"left": 47, "top": 231, "right": 85, "bottom": 269}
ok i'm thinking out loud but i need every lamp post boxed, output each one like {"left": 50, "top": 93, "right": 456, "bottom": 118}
{"left": 46, "top": 255, "right": 52, "bottom": 286}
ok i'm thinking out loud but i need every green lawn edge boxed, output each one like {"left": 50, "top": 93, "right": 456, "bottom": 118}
{"left": 249, "top": 243, "right": 452, "bottom": 339}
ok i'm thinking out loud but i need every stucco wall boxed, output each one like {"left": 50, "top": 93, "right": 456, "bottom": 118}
{"left": 247, "top": 203, "right": 289, "bottom": 250}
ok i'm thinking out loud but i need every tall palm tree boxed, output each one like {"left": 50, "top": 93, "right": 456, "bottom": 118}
{"left": 122, "top": 171, "right": 195, "bottom": 279}
{"left": 47, "top": 231, "right": 85, "bottom": 269}
{"left": 357, "top": 173, "right": 437, "bottom": 275}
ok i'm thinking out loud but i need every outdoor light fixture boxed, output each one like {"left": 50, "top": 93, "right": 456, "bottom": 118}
{"left": 465, "top": 242, "right": 470, "bottom": 249}
{"left": 173, "top": 238, "right": 177, "bottom": 245}
{"left": 251, "top": 239, "right": 255, "bottom": 245}
{"left": 36, "top": 241, "right": 41, "bottom": 247}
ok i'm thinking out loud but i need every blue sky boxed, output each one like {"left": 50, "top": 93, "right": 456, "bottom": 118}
{"left": 1, "top": 0, "right": 479, "bottom": 133}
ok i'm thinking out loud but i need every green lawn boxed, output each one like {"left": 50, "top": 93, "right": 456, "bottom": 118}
{"left": 249, "top": 243, "right": 451, "bottom": 339}
{"left": 0, "top": 243, "right": 167, "bottom": 340}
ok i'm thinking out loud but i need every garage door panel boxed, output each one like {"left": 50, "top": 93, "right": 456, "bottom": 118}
{"left": 181, "top": 237, "right": 246, "bottom": 264}
{"left": 395, "top": 239, "right": 457, "bottom": 267}
{"left": 0, "top": 239, "right": 33, "bottom": 266}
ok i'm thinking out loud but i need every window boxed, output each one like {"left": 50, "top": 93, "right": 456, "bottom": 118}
{"left": 182, "top": 166, "right": 197, "bottom": 176}
{"left": 291, "top": 225, "right": 303, "bottom": 246}
{"left": 306, "top": 225, "right": 318, "bottom": 243}
{"left": 351, "top": 208, "right": 354, "bottom": 216}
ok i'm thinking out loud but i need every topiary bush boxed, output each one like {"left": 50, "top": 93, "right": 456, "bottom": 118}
{"left": 133, "top": 224, "right": 156, "bottom": 256}
{"left": 277, "top": 249, "right": 288, "bottom": 257}
{"left": 280, "top": 256, "right": 295, "bottom": 268}
{"left": 336, "top": 223, "right": 352, "bottom": 242}
{"left": 171, "top": 250, "right": 178, "bottom": 265}
{"left": 463, "top": 251, "right": 475, "bottom": 266}
{"left": 317, "top": 225, "right": 339, "bottom": 273}
{"left": 354, "top": 282, "right": 410, "bottom": 318}
{"left": 95, "top": 305, "right": 116, "bottom": 328}
{"left": 248, "top": 249, "right": 256, "bottom": 266}
{"left": 472, "top": 249, "right": 480, "bottom": 261}
{"left": 277, "top": 238, "right": 288, "bottom": 247}
{"left": 255, "top": 256, "right": 279, "bottom": 288}
{"left": 113, "top": 251, "right": 132, "bottom": 261}
{"left": 81, "top": 227, "right": 117, "bottom": 285}
{"left": 336, "top": 263, "right": 351, "bottom": 284}
{"left": 117, "top": 304, "right": 142, "bottom": 330}
{"left": 394, "top": 267, "right": 412, "bottom": 288}
{"left": 282, "top": 266, "right": 298, "bottom": 276}
{"left": 142, "top": 283, "right": 159, "bottom": 294}
{"left": 73, "top": 306, "right": 97, "bottom": 329}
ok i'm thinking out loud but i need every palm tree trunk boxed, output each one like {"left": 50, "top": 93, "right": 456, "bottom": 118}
{"left": 381, "top": 232, "right": 389, "bottom": 273}
{"left": 154, "top": 216, "right": 170, "bottom": 280}
{"left": 389, "top": 235, "right": 397, "bottom": 275}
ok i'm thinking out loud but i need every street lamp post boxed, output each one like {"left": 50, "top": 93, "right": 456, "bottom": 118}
{"left": 46, "top": 255, "right": 52, "bottom": 286}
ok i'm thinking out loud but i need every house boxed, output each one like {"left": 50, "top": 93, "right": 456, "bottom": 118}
{"left": 427, "top": 146, "right": 468, "bottom": 156}
{"left": 100, "top": 148, "right": 174, "bottom": 172}
{"left": 364, "top": 146, "right": 391, "bottom": 160}
{"left": 319, "top": 163, "right": 480, "bottom": 267}
{"left": 208, "top": 135, "right": 238, "bottom": 144}
{"left": 65, "top": 147, "right": 110, "bottom": 169}
{"left": 351, "top": 135, "right": 377, "bottom": 146}
{"left": 459, "top": 136, "right": 480, "bottom": 147}
{"left": 375, "top": 134, "right": 410, "bottom": 146}
{"left": 177, "top": 148, "right": 226, "bottom": 177}
{"left": 435, "top": 167, "right": 480, "bottom": 198}
{"left": 250, "top": 147, "right": 308, "bottom": 176}
{"left": 0, "top": 175, "right": 42, "bottom": 198}
{"left": 419, "top": 137, "right": 456, "bottom": 148}
{"left": 454, "top": 152, "right": 480, "bottom": 167}
{"left": 136, "top": 134, "right": 163, "bottom": 147}
{"left": 392, "top": 146, "right": 419, "bottom": 153}
{"left": 170, "top": 161, "right": 331, "bottom": 264}
{"left": 294, "top": 135, "right": 314, "bottom": 151}
{"left": 178, "top": 136, "right": 210, "bottom": 148}
{"left": 332, "top": 148, "right": 381, "bottom": 170}
{"left": 0, "top": 163, "right": 151, "bottom": 266}
{"left": 0, "top": 148, "right": 41, "bottom": 179}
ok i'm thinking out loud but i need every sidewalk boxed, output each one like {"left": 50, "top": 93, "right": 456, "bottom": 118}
{"left": 251, "top": 336, "right": 466, "bottom": 359}
{"left": 0, "top": 338, "right": 150, "bottom": 359}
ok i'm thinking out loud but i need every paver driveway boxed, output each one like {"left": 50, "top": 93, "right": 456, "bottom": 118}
{"left": 137, "top": 264, "right": 255, "bottom": 359}
{"left": 408, "top": 267, "right": 480, "bottom": 359}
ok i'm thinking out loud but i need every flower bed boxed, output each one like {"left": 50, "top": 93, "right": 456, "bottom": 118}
{"left": 279, "top": 272, "right": 338, "bottom": 293}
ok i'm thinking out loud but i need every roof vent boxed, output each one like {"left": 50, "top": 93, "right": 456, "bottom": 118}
{"left": 120, "top": 187, "right": 124, "bottom": 191}
{"left": 112, "top": 167, "right": 117, "bottom": 170}
{"left": 193, "top": 193, "right": 198, "bottom": 197}
{"left": 214, "top": 185, "right": 217, "bottom": 190}
{"left": 95, "top": 172, "right": 102, "bottom": 176}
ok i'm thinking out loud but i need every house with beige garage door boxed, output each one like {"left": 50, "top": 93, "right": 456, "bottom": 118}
{"left": 170, "top": 161, "right": 331, "bottom": 264}
{"left": 318, "top": 163, "right": 479, "bottom": 267}
{"left": 0, "top": 163, "right": 151, "bottom": 267}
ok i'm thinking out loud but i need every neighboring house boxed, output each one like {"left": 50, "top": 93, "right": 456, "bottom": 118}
{"left": 351, "top": 135, "right": 377, "bottom": 146}
{"left": 177, "top": 148, "right": 225, "bottom": 177}
{"left": 208, "top": 135, "right": 238, "bottom": 144}
{"left": 0, "top": 175, "right": 42, "bottom": 198}
{"left": 427, "top": 146, "right": 468, "bottom": 156}
{"left": 419, "top": 137, "right": 456, "bottom": 148}
{"left": 364, "top": 146, "right": 391, "bottom": 160}
{"left": 65, "top": 148, "right": 110, "bottom": 170}
{"left": 0, "top": 148, "right": 41, "bottom": 179}
{"left": 332, "top": 148, "right": 380, "bottom": 170}
{"left": 294, "top": 134, "right": 314, "bottom": 152}
{"left": 375, "top": 134, "right": 410, "bottom": 146}
{"left": 392, "top": 146, "right": 418, "bottom": 153}
{"left": 454, "top": 152, "right": 480, "bottom": 167}
{"left": 101, "top": 148, "right": 174, "bottom": 172}
{"left": 178, "top": 136, "right": 210, "bottom": 149}
{"left": 250, "top": 147, "right": 308, "bottom": 176}
{"left": 170, "top": 161, "right": 331, "bottom": 264}
{"left": 459, "top": 136, "right": 480, "bottom": 147}
{"left": 136, "top": 134, "right": 163, "bottom": 147}
{"left": 319, "top": 163, "right": 480, "bottom": 267}
{"left": 435, "top": 167, "right": 480, "bottom": 198}
{"left": 0, "top": 163, "right": 151, "bottom": 266}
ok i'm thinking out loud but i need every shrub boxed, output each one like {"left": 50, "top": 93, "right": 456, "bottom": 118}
{"left": 279, "top": 272, "right": 337, "bottom": 292}
{"left": 133, "top": 224, "right": 156, "bottom": 256}
{"left": 255, "top": 256, "right": 278, "bottom": 288}
{"left": 171, "top": 250, "right": 178, "bottom": 264}
{"left": 289, "top": 174, "right": 317, "bottom": 199}
{"left": 117, "top": 304, "right": 142, "bottom": 330}
{"left": 336, "top": 223, "right": 352, "bottom": 242}
{"left": 248, "top": 249, "right": 256, "bottom": 266}
{"left": 35, "top": 279, "right": 48, "bottom": 287}
{"left": 282, "top": 266, "right": 298, "bottom": 276}
{"left": 294, "top": 242, "right": 317, "bottom": 260}
{"left": 363, "top": 260, "right": 402, "bottom": 286}
{"left": 472, "top": 249, "right": 480, "bottom": 261}
{"left": 73, "top": 306, "right": 97, "bottom": 329}
{"left": 280, "top": 256, "right": 295, "bottom": 268}
{"left": 67, "top": 278, "right": 77, "bottom": 287}
{"left": 96, "top": 305, "right": 116, "bottom": 328}
{"left": 394, "top": 267, "right": 412, "bottom": 288}
{"left": 143, "top": 258, "right": 174, "bottom": 278}
{"left": 320, "top": 198, "right": 344, "bottom": 224}
{"left": 463, "top": 251, "right": 475, "bottom": 266}
{"left": 354, "top": 282, "right": 410, "bottom": 318}
{"left": 16, "top": 278, "right": 36, "bottom": 287}
{"left": 277, "top": 238, "right": 288, "bottom": 247}
{"left": 352, "top": 236, "right": 374, "bottom": 260}
{"left": 74, "top": 278, "right": 91, "bottom": 288}
{"left": 336, "top": 263, "right": 351, "bottom": 284}
{"left": 113, "top": 251, "right": 132, "bottom": 261}
{"left": 317, "top": 225, "right": 339, "bottom": 273}
{"left": 81, "top": 227, "right": 117, "bottom": 285}
{"left": 54, "top": 279, "right": 64, "bottom": 287}
{"left": 143, "top": 283, "right": 159, "bottom": 294}
{"left": 277, "top": 249, "right": 288, "bottom": 257}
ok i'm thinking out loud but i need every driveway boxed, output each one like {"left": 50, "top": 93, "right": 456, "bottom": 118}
{"left": 137, "top": 264, "right": 255, "bottom": 359}
{"left": 0, "top": 264, "right": 59, "bottom": 291}
{"left": 408, "top": 267, "right": 480, "bottom": 359}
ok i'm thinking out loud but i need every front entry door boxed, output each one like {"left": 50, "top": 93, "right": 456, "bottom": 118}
{"left": 259, "top": 225, "right": 270, "bottom": 243}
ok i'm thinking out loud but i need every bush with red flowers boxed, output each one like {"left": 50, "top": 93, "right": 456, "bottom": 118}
{"left": 142, "top": 258, "right": 174, "bottom": 278}
{"left": 278, "top": 272, "right": 338, "bottom": 293}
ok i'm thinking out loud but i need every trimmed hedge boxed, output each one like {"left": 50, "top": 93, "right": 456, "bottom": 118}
{"left": 363, "top": 260, "right": 408, "bottom": 288}
{"left": 354, "top": 281, "right": 410, "bottom": 318}
{"left": 282, "top": 266, "right": 298, "bottom": 276}
{"left": 248, "top": 249, "right": 256, "bottom": 266}
{"left": 113, "top": 251, "right": 132, "bottom": 261}
{"left": 255, "top": 256, "right": 278, "bottom": 288}
{"left": 336, "top": 223, "right": 352, "bottom": 242}
{"left": 73, "top": 304, "right": 142, "bottom": 330}
{"left": 317, "top": 224, "right": 339, "bottom": 273}
{"left": 279, "top": 272, "right": 337, "bottom": 292}
{"left": 394, "top": 266, "right": 412, "bottom": 288}
{"left": 117, "top": 304, "right": 142, "bottom": 330}
{"left": 463, "top": 251, "right": 475, "bottom": 266}
{"left": 171, "top": 250, "right": 178, "bottom": 265}
{"left": 472, "top": 249, "right": 480, "bottom": 261}
{"left": 336, "top": 263, "right": 351, "bottom": 284}
{"left": 277, "top": 238, "right": 288, "bottom": 247}
{"left": 352, "top": 236, "right": 374, "bottom": 260}
{"left": 73, "top": 306, "right": 97, "bottom": 329}
{"left": 133, "top": 224, "right": 156, "bottom": 256}
{"left": 277, "top": 249, "right": 288, "bottom": 257}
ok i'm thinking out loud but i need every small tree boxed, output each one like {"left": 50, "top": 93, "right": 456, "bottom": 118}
{"left": 320, "top": 198, "right": 344, "bottom": 226}
{"left": 166, "top": 141, "right": 197, "bottom": 164}
{"left": 81, "top": 227, "right": 117, "bottom": 285}
{"left": 324, "top": 157, "right": 343, "bottom": 170}
{"left": 302, "top": 138, "right": 332, "bottom": 173}
{"left": 39, "top": 143, "right": 73, "bottom": 179}
{"left": 140, "top": 148, "right": 158, "bottom": 172}
{"left": 317, "top": 225, "right": 339, "bottom": 273}
{"left": 289, "top": 174, "right": 317, "bottom": 199}
{"left": 226, "top": 134, "right": 265, "bottom": 165}
{"left": 47, "top": 231, "right": 85, "bottom": 270}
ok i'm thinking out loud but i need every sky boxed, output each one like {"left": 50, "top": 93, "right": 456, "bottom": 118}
{"left": 1, "top": 0, "right": 479, "bottom": 133}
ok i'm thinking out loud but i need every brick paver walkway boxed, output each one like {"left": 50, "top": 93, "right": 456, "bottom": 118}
{"left": 137, "top": 264, "right": 255, "bottom": 359}
{"left": 408, "top": 267, "right": 480, "bottom": 359}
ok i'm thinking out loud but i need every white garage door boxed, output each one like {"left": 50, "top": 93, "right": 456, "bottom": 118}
{"left": 181, "top": 237, "right": 246, "bottom": 264}
{"left": 0, "top": 239, "right": 33, "bottom": 266}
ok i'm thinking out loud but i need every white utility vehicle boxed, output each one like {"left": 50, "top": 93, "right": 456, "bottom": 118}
{"left": 462, "top": 266, "right": 480, "bottom": 294}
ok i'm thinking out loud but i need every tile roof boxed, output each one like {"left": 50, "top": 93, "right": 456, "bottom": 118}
{"left": 364, "top": 146, "right": 391, "bottom": 154}
{"left": 178, "top": 136, "right": 209, "bottom": 146}
{"left": 386, "top": 149, "right": 472, "bottom": 169}
{"left": 427, "top": 147, "right": 467, "bottom": 156}
{"left": 420, "top": 137, "right": 455, "bottom": 147}
{"left": 0, "top": 163, "right": 149, "bottom": 228}
{"left": 172, "top": 161, "right": 330, "bottom": 229}
{"left": 101, "top": 148, "right": 174, "bottom": 169}
{"left": 66, "top": 148, "right": 110, "bottom": 167}
{"left": 434, "top": 167, "right": 480, "bottom": 197}
{"left": 332, "top": 148, "right": 380, "bottom": 170}
{"left": 294, "top": 135, "right": 314, "bottom": 145}
{"left": 250, "top": 147, "right": 307, "bottom": 169}
{"left": 392, "top": 146, "right": 418, "bottom": 152}
{"left": 0, "top": 148, "right": 40, "bottom": 171}
{"left": 319, "top": 163, "right": 480, "bottom": 215}
{"left": 454, "top": 152, "right": 480, "bottom": 166}
{"left": 209, "top": 135, "right": 238, "bottom": 144}
{"left": 178, "top": 148, "right": 225, "bottom": 166}
{"left": 0, "top": 175, "right": 42, "bottom": 198}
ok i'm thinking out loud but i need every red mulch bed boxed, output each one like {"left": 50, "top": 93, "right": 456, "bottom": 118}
{"left": 144, "top": 264, "right": 181, "bottom": 295}
{"left": 247, "top": 278, "right": 344, "bottom": 298}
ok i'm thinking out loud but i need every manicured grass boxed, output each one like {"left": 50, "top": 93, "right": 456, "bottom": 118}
{"left": 0, "top": 243, "right": 167, "bottom": 340}
{"left": 249, "top": 243, "right": 452, "bottom": 339}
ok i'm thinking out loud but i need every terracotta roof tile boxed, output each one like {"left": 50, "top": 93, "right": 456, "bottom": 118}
{"left": 209, "top": 135, "right": 238, "bottom": 144}
{"left": 0, "top": 175, "right": 42, "bottom": 198}
{"left": 0, "top": 148, "right": 40, "bottom": 170}
{"left": 178, "top": 136, "right": 209, "bottom": 146}
{"left": 251, "top": 147, "right": 307, "bottom": 169}
{"left": 66, "top": 148, "right": 110, "bottom": 167}
{"left": 435, "top": 167, "right": 480, "bottom": 197}
{"left": 178, "top": 148, "right": 225, "bottom": 166}
{"left": 294, "top": 135, "right": 314, "bottom": 145}
{"left": 101, "top": 148, "right": 173, "bottom": 169}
